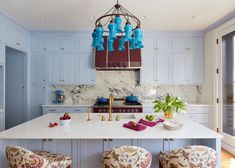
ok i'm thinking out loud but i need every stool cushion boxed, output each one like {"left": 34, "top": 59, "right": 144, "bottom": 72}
{"left": 102, "top": 146, "right": 152, "bottom": 168}
{"left": 6, "top": 145, "right": 71, "bottom": 168}
{"left": 36, "top": 151, "right": 72, "bottom": 168}
{"left": 159, "top": 145, "right": 217, "bottom": 168}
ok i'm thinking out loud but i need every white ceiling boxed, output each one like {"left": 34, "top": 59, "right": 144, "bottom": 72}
{"left": 0, "top": 0, "right": 235, "bottom": 31}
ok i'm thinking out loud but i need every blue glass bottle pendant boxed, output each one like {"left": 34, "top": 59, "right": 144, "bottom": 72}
{"left": 124, "top": 23, "right": 132, "bottom": 42}
{"left": 114, "top": 15, "right": 122, "bottom": 33}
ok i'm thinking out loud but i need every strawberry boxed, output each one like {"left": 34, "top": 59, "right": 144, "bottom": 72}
{"left": 53, "top": 122, "right": 58, "bottom": 126}
{"left": 49, "top": 122, "right": 54, "bottom": 128}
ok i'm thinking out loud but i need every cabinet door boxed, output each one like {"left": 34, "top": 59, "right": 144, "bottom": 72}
{"left": 156, "top": 53, "right": 171, "bottom": 83}
{"left": 78, "top": 36, "right": 92, "bottom": 53}
{"left": 31, "top": 85, "right": 47, "bottom": 119}
{"left": 78, "top": 53, "right": 95, "bottom": 84}
{"left": 32, "top": 54, "right": 47, "bottom": 83}
{"left": 186, "top": 52, "right": 202, "bottom": 83}
{"left": 48, "top": 53, "right": 62, "bottom": 84}
{"left": 172, "top": 37, "right": 187, "bottom": 52}
{"left": 172, "top": 53, "right": 187, "bottom": 83}
{"left": 0, "top": 21, "right": 4, "bottom": 42}
{"left": 48, "top": 39, "right": 62, "bottom": 52}
{"left": 140, "top": 53, "right": 155, "bottom": 84}
{"left": 0, "top": 42, "right": 4, "bottom": 65}
{"left": 62, "top": 38, "right": 77, "bottom": 52}
{"left": 156, "top": 37, "right": 171, "bottom": 52}
{"left": 61, "top": 53, "right": 77, "bottom": 84}
{"left": 187, "top": 37, "right": 202, "bottom": 51}
{"left": 79, "top": 140, "right": 103, "bottom": 168}
{"left": 142, "top": 36, "right": 156, "bottom": 51}
{"left": 0, "top": 112, "right": 5, "bottom": 131}
{"left": 31, "top": 38, "right": 47, "bottom": 52}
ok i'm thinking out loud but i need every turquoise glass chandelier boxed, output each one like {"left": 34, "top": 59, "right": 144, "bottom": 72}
{"left": 91, "top": 0, "right": 143, "bottom": 52}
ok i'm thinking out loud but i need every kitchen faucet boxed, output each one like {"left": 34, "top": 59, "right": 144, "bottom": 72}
{"left": 108, "top": 94, "right": 114, "bottom": 121}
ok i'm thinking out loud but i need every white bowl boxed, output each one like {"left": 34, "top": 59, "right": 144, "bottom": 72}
{"left": 60, "top": 119, "right": 71, "bottom": 126}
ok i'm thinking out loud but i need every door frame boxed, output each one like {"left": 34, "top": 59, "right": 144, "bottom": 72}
{"left": 215, "top": 17, "right": 235, "bottom": 154}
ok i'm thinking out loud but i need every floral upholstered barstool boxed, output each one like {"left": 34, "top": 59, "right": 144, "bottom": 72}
{"left": 6, "top": 145, "right": 72, "bottom": 168}
{"left": 102, "top": 146, "right": 152, "bottom": 168}
{"left": 159, "top": 145, "right": 217, "bottom": 168}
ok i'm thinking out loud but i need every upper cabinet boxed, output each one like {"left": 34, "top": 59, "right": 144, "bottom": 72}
{"left": 31, "top": 34, "right": 95, "bottom": 85}
{"left": 0, "top": 43, "right": 4, "bottom": 65}
{"left": 172, "top": 37, "right": 202, "bottom": 52}
{"left": 3, "top": 23, "right": 28, "bottom": 52}
{"left": 48, "top": 38, "right": 78, "bottom": 52}
{"left": 141, "top": 33, "right": 203, "bottom": 85}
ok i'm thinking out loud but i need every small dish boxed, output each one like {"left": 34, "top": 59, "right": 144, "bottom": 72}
{"left": 60, "top": 119, "right": 71, "bottom": 126}
{"left": 163, "top": 121, "right": 183, "bottom": 130}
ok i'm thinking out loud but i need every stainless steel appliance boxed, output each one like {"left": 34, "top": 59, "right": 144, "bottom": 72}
{"left": 93, "top": 97, "right": 143, "bottom": 113}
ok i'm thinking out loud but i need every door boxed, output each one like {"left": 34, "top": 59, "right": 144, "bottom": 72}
{"left": 218, "top": 24, "right": 235, "bottom": 150}
{"left": 5, "top": 51, "right": 26, "bottom": 129}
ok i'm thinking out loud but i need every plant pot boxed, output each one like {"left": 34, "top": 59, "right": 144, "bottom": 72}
{"left": 164, "top": 111, "right": 173, "bottom": 119}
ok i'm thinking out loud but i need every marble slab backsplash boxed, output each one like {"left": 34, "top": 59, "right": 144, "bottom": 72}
{"left": 50, "top": 71, "right": 203, "bottom": 105}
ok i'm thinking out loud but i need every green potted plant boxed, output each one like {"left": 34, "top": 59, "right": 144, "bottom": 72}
{"left": 153, "top": 94, "right": 187, "bottom": 118}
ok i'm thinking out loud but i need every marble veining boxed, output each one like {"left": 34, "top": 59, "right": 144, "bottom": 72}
{"left": 50, "top": 71, "right": 203, "bottom": 105}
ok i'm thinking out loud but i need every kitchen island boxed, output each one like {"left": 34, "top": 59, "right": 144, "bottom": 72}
{"left": 0, "top": 113, "right": 222, "bottom": 168}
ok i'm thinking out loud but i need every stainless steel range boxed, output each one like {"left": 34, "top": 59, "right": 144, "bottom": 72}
{"left": 93, "top": 98, "right": 143, "bottom": 113}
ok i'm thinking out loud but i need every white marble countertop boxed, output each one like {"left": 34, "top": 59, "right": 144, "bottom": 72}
{"left": 0, "top": 113, "right": 222, "bottom": 139}
{"left": 42, "top": 104, "right": 210, "bottom": 107}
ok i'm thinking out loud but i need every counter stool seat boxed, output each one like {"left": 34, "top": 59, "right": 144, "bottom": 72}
{"left": 159, "top": 145, "right": 217, "bottom": 168}
{"left": 102, "top": 145, "right": 152, "bottom": 168}
{"left": 6, "top": 145, "right": 72, "bottom": 168}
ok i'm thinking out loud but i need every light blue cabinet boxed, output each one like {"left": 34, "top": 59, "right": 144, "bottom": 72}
{"left": 78, "top": 53, "right": 95, "bottom": 84}
{"left": 31, "top": 84, "right": 48, "bottom": 119}
{"left": 48, "top": 53, "right": 78, "bottom": 84}
{"left": 172, "top": 53, "right": 187, "bottom": 83}
{"left": 32, "top": 53, "right": 47, "bottom": 83}
{"left": 31, "top": 38, "right": 47, "bottom": 52}
{"left": 186, "top": 52, "right": 202, "bottom": 83}
{"left": 0, "top": 43, "right": 4, "bottom": 65}
{"left": 141, "top": 34, "right": 203, "bottom": 85}
{"left": 48, "top": 53, "right": 61, "bottom": 84}
{"left": 156, "top": 53, "right": 171, "bottom": 83}
{"left": 48, "top": 38, "right": 78, "bottom": 52}
{"left": 3, "top": 23, "right": 28, "bottom": 52}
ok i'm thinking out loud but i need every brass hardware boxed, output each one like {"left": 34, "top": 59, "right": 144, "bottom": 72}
{"left": 42, "top": 139, "right": 47, "bottom": 142}
{"left": 217, "top": 128, "right": 219, "bottom": 133}
{"left": 115, "top": 115, "right": 120, "bottom": 121}
{"left": 169, "top": 138, "right": 174, "bottom": 141}
{"left": 163, "top": 139, "right": 169, "bottom": 141}
{"left": 48, "top": 139, "right": 52, "bottom": 142}
{"left": 101, "top": 115, "right": 106, "bottom": 121}
{"left": 87, "top": 108, "right": 92, "bottom": 121}
{"left": 108, "top": 94, "right": 114, "bottom": 121}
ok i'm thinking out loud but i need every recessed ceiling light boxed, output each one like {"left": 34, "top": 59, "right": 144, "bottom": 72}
{"left": 192, "top": 16, "right": 196, "bottom": 19}
{"left": 41, "top": 16, "right": 47, "bottom": 20}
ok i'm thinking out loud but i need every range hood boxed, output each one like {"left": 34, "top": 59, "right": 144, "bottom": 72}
{"left": 95, "top": 36, "right": 142, "bottom": 70}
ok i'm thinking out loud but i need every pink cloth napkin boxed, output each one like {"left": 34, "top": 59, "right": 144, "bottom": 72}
{"left": 123, "top": 121, "right": 147, "bottom": 131}
{"left": 138, "top": 118, "right": 164, "bottom": 127}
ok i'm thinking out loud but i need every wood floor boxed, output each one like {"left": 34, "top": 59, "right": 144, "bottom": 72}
{"left": 222, "top": 149, "right": 235, "bottom": 168}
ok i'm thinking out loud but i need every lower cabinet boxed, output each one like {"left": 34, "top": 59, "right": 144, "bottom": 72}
{"left": 15, "top": 138, "right": 198, "bottom": 168}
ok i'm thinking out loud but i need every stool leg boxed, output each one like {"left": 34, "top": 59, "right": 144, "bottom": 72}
{"left": 159, "top": 161, "right": 163, "bottom": 168}
{"left": 66, "top": 166, "right": 71, "bottom": 168}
